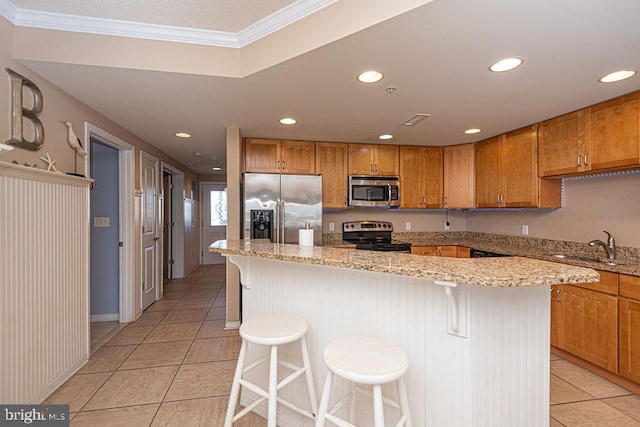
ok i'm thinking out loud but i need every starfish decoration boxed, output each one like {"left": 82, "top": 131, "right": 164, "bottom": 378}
{"left": 39, "top": 152, "right": 58, "bottom": 172}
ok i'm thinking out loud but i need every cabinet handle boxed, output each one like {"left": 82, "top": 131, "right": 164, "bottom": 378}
{"left": 583, "top": 153, "right": 589, "bottom": 166}
{"left": 551, "top": 288, "right": 555, "bottom": 301}
{"left": 444, "top": 196, "right": 448, "bottom": 206}
{"left": 375, "top": 163, "right": 378, "bottom": 173}
{"left": 577, "top": 155, "right": 581, "bottom": 167}
{"left": 555, "top": 288, "right": 561, "bottom": 303}
{"left": 370, "top": 163, "right": 374, "bottom": 173}
{"left": 277, "top": 160, "right": 281, "bottom": 170}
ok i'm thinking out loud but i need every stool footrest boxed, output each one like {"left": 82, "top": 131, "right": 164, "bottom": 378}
{"left": 325, "top": 413, "right": 357, "bottom": 427}
{"left": 355, "top": 385, "right": 401, "bottom": 409}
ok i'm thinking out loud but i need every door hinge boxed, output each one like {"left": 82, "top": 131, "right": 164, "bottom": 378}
{"left": 119, "top": 241, "right": 124, "bottom": 247}
{"left": 168, "top": 259, "right": 175, "bottom": 265}
{"left": 170, "top": 221, "right": 175, "bottom": 227}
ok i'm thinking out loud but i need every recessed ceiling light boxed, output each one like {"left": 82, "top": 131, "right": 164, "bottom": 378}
{"left": 378, "top": 134, "right": 393, "bottom": 140}
{"left": 175, "top": 132, "right": 191, "bottom": 138}
{"left": 212, "top": 167, "right": 222, "bottom": 171}
{"left": 280, "top": 118, "right": 296, "bottom": 125}
{"left": 598, "top": 70, "right": 637, "bottom": 83}
{"left": 402, "top": 113, "right": 431, "bottom": 126}
{"left": 192, "top": 152, "right": 203, "bottom": 157}
{"left": 489, "top": 57, "right": 523, "bottom": 73}
{"left": 358, "top": 70, "right": 384, "bottom": 83}
{"left": 464, "top": 128, "right": 482, "bottom": 134}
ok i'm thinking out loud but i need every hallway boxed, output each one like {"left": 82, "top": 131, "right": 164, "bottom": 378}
{"left": 44, "top": 265, "right": 640, "bottom": 426}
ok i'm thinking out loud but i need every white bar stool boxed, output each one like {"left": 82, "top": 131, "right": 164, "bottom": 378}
{"left": 225, "top": 314, "right": 318, "bottom": 427}
{"left": 315, "top": 336, "right": 412, "bottom": 427}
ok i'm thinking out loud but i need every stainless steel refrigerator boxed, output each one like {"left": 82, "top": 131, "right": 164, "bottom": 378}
{"left": 243, "top": 173, "right": 322, "bottom": 246}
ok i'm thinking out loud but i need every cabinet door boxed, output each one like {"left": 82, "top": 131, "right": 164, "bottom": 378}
{"left": 439, "top": 246, "right": 458, "bottom": 257}
{"left": 619, "top": 297, "right": 640, "bottom": 383}
{"left": 375, "top": 145, "right": 400, "bottom": 176}
{"left": 456, "top": 246, "right": 471, "bottom": 258}
{"left": 411, "top": 246, "right": 439, "bottom": 256}
{"left": 590, "top": 91, "right": 640, "bottom": 170}
{"left": 399, "top": 146, "right": 424, "bottom": 208}
{"left": 539, "top": 110, "right": 589, "bottom": 176}
{"left": 316, "top": 142, "right": 348, "bottom": 208}
{"left": 503, "top": 126, "right": 538, "bottom": 207}
{"left": 444, "top": 143, "right": 475, "bottom": 208}
{"left": 348, "top": 144, "right": 374, "bottom": 174}
{"left": 245, "top": 139, "right": 281, "bottom": 173}
{"left": 422, "top": 147, "right": 443, "bottom": 208}
{"left": 551, "top": 285, "right": 564, "bottom": 348}
{"left": 475, "top": 137, "right": 502, "bottom": 208}
{"left": 281, "top": 140, "right": 315, "bottom": 174}
{"left": 560, "top": 285, "right": 618, "bottom": 372}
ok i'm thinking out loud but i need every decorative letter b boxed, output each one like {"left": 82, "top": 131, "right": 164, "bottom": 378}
{"left": 5, "top": 68, "right": 45, "bottom": 151}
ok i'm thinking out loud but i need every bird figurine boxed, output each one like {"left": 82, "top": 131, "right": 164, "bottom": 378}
{"left": 60, "top": 121, "right": 86, "bottom": 176}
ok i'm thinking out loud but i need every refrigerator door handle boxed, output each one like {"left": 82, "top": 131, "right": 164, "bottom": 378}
{"left": 275, "top": 199, "right": 280, "bottom": 243}
{"left": 280, "top": 200, "right": 286, "bottom": 243}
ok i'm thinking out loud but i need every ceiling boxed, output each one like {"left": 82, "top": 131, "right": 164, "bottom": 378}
{"left": 5, "top": 0, "right": 640, "bottom": 176}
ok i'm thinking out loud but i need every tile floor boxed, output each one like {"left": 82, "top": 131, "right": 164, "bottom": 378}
{"left": 45, "top": 264, "right": 640, "bottom": 426}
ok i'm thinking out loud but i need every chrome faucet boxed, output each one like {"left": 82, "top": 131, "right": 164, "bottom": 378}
{"left": 589, "top": 230, "right": 616, "bottom": 259}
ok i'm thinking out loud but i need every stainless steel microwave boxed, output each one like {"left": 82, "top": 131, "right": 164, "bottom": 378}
{"left": 348, "top": 175, "right": 400, "bottom": 207}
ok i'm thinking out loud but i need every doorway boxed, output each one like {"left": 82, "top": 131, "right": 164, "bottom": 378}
{"left": 161, "top": 163, "right": 186, "bottom": 279}
{"left": 201, "top": 182, "right": 227, "bottom": 265}
{"left": 163, "top": 171, "right": 172, "bottom": 282}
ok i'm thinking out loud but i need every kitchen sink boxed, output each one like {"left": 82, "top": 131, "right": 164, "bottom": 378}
{"left": 545, "top": 253, "right": 626, "bottom": 266}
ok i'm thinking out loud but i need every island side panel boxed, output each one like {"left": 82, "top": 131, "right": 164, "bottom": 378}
{"left": 234, "top": 256, "right": 474, "bottom": 427}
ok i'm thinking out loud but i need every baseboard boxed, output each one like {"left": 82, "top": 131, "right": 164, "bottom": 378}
{"left": 28, "top": 356, "right": 88, "bottom": 404}
{"left": 90, "top": 313, "right": 119, "bottom": 322}
{"left": 225, "top": 321, "right": 240, "bottom": 330}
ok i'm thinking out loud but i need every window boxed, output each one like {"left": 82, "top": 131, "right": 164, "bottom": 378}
{"left": 210, "top": 190, "right": 227, "bottom": 226}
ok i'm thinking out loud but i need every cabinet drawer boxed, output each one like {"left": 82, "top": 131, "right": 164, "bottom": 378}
{"left": 572, "top": 269, "right": 618, "bottom": 295}
{"left": 620, "top": 274, "right": 640, "bottom": 300}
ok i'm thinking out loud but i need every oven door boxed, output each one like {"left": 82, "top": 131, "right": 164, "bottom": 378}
{"left": 348, "top": 176, "right": 400, "bottom": 207}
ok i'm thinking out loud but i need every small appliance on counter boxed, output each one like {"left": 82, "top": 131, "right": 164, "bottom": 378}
{"left": 243, "top": 173, "right": 322, "bottom": 246}
{"left": 342, "top": 221, "right": 411, "bottom": 252}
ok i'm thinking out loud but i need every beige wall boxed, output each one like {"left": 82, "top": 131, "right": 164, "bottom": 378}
{"left": 324, "top": 171, "right": 640, "bottom": 248}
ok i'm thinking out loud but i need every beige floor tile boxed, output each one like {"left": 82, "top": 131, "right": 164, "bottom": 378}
{"left": 119, "top": 341, "right": 192, "bottom": 370}
{"left": 196, "top": 320, "right": 239, "bottom": 339}
{"left": 212, "top": 296, "right": 226, "bottom": 308}
{"left": 103, "top": 325, "right": 155, "bottom": 346}
{"left": 162, "top": 291, "right": 187, "bottom": 300}
{"left": 191, "top": 280, "right": 222, "bottom": 289}
{"left": 144, "top": 322, "right": 203, "bottom": 343}
{"left": 163, "top": 284, "right": 195, "bottom": 293}
{"left": 551, "top": 353, "right": 563, "bottom": 361}
{"left": 130, "top": 311, "right": 169, "bottom": 327}
{"left": 549, "top": 416, "right": 564, "bottom": 426}
{"left": 44, "top": 372, "right": 112, "bottom": 412}
{"left": 603, "top": 395, "right": 640, "bottom": 422}
{"left": 151, "top": 396, "right": 267, "bottom": 427}
{"left": 78, "top": 345, "right": 137, "bottom": 374}
{"left": 184, "top": 289, "right": 218, "bottom": 299}
{"left": 172, "top": 298, "right": 215, "bottom": 310}
{"left": 84, "top": 366, "right": 179, "bottom": 410}
{"left": 184, "top": 336, "right": 242, "bottom": 364}
{"left": 550, "top": 400, "right": 640, "bottom": 426}
{"left": 550, "top": 373, "right": 595, "bottom": 405}
{"left": 71, "top": 404, "right": 159, "bottom": 426}
{"left": 146, "top": 300, "right": 179, "bottom": 312}
{"left": 551, "top": 359, "right": 633, "bottom": 399}
{"left": 206, "top": 307, "right": 226, "bottom": 321}
{"left": 165, "top": 277, "right": 197, "bottom": 285}
{"left": 164, "top": 360, "right": 236, "bottom": 401}
{"left": 160, "top": 308, "right": 209, "bottom": 324}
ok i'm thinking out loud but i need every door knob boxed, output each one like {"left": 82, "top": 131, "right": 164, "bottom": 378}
{"left": 153, "top": 236, "right": 160, "bottom": 241}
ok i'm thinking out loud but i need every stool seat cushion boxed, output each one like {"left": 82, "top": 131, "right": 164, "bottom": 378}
{"left": 239, "top": 314, "right": 308, "bottom": 346}
{"left": 323, "top": 336, "right": 409, "bottom": 385}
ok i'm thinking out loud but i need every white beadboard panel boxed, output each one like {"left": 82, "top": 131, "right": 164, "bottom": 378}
{"left": 0, "top": 164, "right": 90, "bottom": 404}
{"left": 231, "top": 256, "right": 551, "bottom": 427}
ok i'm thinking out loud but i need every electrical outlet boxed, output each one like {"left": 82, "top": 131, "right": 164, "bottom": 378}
{"left": 329, "top": 222, "right": 335, "bottom": 231}
{"left": 444, "top": 221, "right": 450, "bottom": 231}
{"left": 522, "top": 225, "right": 529, "bottom": 235}
{"left": 405, "top": 222, "right": 411, "bottom": 231}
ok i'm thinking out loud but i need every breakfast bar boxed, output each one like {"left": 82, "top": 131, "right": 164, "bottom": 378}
{"left": 210, "top": 240, "right": 599, "bottom": 426}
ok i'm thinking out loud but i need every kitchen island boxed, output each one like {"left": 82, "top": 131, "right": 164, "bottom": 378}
{"left": 210, "top": 240, "right": 599, "bottom": 426}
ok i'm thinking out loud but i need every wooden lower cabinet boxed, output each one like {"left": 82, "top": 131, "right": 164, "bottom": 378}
{"left": 411, "top": 245, "right": 471, "bottom": 258}
{"left": 619, "top": 274, "right": 640, "bottom": 383}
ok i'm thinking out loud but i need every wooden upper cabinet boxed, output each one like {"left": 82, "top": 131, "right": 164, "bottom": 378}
{"left": 348, "top": 144, "right": 399, "bottom": 175}
{"left": 244, "top": 138, "right": 281, "bottom": 173}
{"left": 244, "top": 138, "right": 315, "bottom": 174}
{"left": 590, "top": 91, "right": 640, "bottom": 170}
{"left": 539, "top": 91, "right": 640, "bottom": 177}
{"left": 476, "top": 127, "right": 561, "bottom": 208}
{"left": 281, "top": 140, "right": 315, "bottom": 174}
{"left": 316, "top": 142, "right": 348, "bottom": 209}
{"left": 443, "top": 143, "right": 475, "bottom": 209}
{"left": 399, "top": 146, "right": 443, "bottom": 209}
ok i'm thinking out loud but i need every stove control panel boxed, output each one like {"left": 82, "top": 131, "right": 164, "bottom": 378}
{"left": 342, "top": 221, "right": 394, "bottom": 232}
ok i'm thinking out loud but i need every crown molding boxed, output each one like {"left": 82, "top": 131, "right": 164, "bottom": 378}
{"left": 0, "top": 0, "right": 337, "bottom": 48}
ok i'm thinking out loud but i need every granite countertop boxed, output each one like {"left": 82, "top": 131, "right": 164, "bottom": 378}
{"left": 210, "top": 239, "right": 599, "bottom": 288}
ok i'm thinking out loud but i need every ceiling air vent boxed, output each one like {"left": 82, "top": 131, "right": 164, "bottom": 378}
{"left": 402, "top": 113, "right": 431, "bottom": 126}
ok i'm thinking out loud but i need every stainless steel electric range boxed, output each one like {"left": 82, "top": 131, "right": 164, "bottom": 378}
{"left": 342, "top": 221, "right": 412, "bottom": 252}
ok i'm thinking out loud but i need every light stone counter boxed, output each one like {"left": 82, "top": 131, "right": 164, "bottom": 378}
{"left": 210, "top": 239, "right": 599, "bottom": 287}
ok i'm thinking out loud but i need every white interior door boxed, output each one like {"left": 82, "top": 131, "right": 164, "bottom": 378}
{"left": 202, "top": 183, "right": 227, "bottom": 265}
{"left": 141, "top": 152, "right": 160, "bottom": 309}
